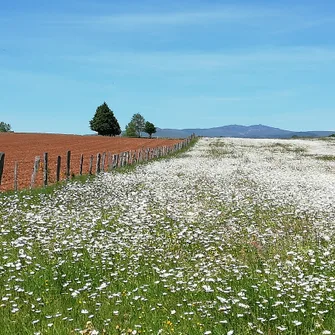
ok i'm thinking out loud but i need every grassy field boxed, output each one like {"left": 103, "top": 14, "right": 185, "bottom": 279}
{"left": 1, "top": 137, "right": 335, "bottom": 334}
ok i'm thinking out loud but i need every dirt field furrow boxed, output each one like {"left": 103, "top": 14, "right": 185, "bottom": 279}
{"left": 0, "top": 133, "right": 182, "bottom": 191}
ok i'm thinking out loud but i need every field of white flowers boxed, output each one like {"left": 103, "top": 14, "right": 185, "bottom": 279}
{"left": 1, "top": 137, "right": 335, "bottom": 335}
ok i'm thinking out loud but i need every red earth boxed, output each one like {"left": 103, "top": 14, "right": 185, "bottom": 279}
{"left": 0, "top": 133, "right": 183, "bottom": 191}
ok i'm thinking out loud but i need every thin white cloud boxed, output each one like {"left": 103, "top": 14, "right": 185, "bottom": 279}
{"left": 65, "top": 4, "right": 334, "bottom": 33}
{"left": 66, "top": 47, "right": 335, "bottom": 73}
{"left": 2, "top": 5, "right": 280, "bottom": 30}
{"left": 90, "top": 6, "right": 278, "bottom": 27}
{"left": 204, "top": 96, "right": 246, "bottom": 102}
{"left": 3, "top": 3, "right": 334, "bottom": 38}
{"left": 170, "top": 90, "right": 297, "bottom": 103}
{"left": 271, "top": 14, "right": 335, "bottom": 34}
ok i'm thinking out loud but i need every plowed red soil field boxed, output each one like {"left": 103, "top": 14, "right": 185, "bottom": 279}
{"left": 0, "top": 133, "right": 183, "bottom": 191}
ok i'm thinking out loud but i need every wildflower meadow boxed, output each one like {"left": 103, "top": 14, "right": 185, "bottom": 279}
{"left": 1, "top": 137, "right": 335, "bottom": 334}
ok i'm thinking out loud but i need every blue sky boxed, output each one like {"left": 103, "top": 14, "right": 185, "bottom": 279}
{"left": 1, "top": 0, "right": 335, "bottom": 134}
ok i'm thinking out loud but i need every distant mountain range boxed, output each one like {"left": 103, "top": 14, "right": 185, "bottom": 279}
{"left": 155, "top": 124, "right": 335, "bottom": 139}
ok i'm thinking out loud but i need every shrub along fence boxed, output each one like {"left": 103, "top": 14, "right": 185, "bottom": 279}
{"left": 0, "top": 135, "right": 196, "bottom": 191}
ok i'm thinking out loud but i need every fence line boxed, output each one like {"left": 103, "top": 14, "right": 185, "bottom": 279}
{"left": 0, "top": 134, "right": 195, "bottom": 191}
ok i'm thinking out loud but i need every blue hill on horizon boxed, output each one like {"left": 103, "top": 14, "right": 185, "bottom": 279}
{"left": 155, "top": 124, "right": 335, "bottom": 139}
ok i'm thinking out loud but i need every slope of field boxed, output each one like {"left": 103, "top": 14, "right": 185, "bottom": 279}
{"left": 0, "top": 133, "right": 182, "bottom": 191}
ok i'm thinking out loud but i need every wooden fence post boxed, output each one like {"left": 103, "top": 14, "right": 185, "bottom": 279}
{"left": 0, "top": 152, "right": 4, "bottom": 185}
{"left": 14, "top": 161, "right": 18, "bottom": 191}
{"left": 111, "top": 154, "right": 115, "bottom": 169}
{"left": 108, "top": 152, "right": 112, "bottom": 171}
{"left": 43, "top": 152, "right": 48, "bottom": 187}
{"left": 66, "top": 151, "right": 71, "bottom": 180}
{"left": 89, "top": 155, "right": 93, "bottom": 175}
{"left": 56, "top": 156, "right": 61, "bottom": 182}
{"left": 96, "top": 153, "right": 101, "bottom": 174}
{"left": 30, "top": 156, "right": 40, "bottom": 189}
{"left": 101, "top": 152, "right": 106, "bottom": 172}
{"left": 79, "top": 154, "right": 84, "bottom": 176}
{"left": 113, "top": 154, "right": 118, "bottom": 169}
